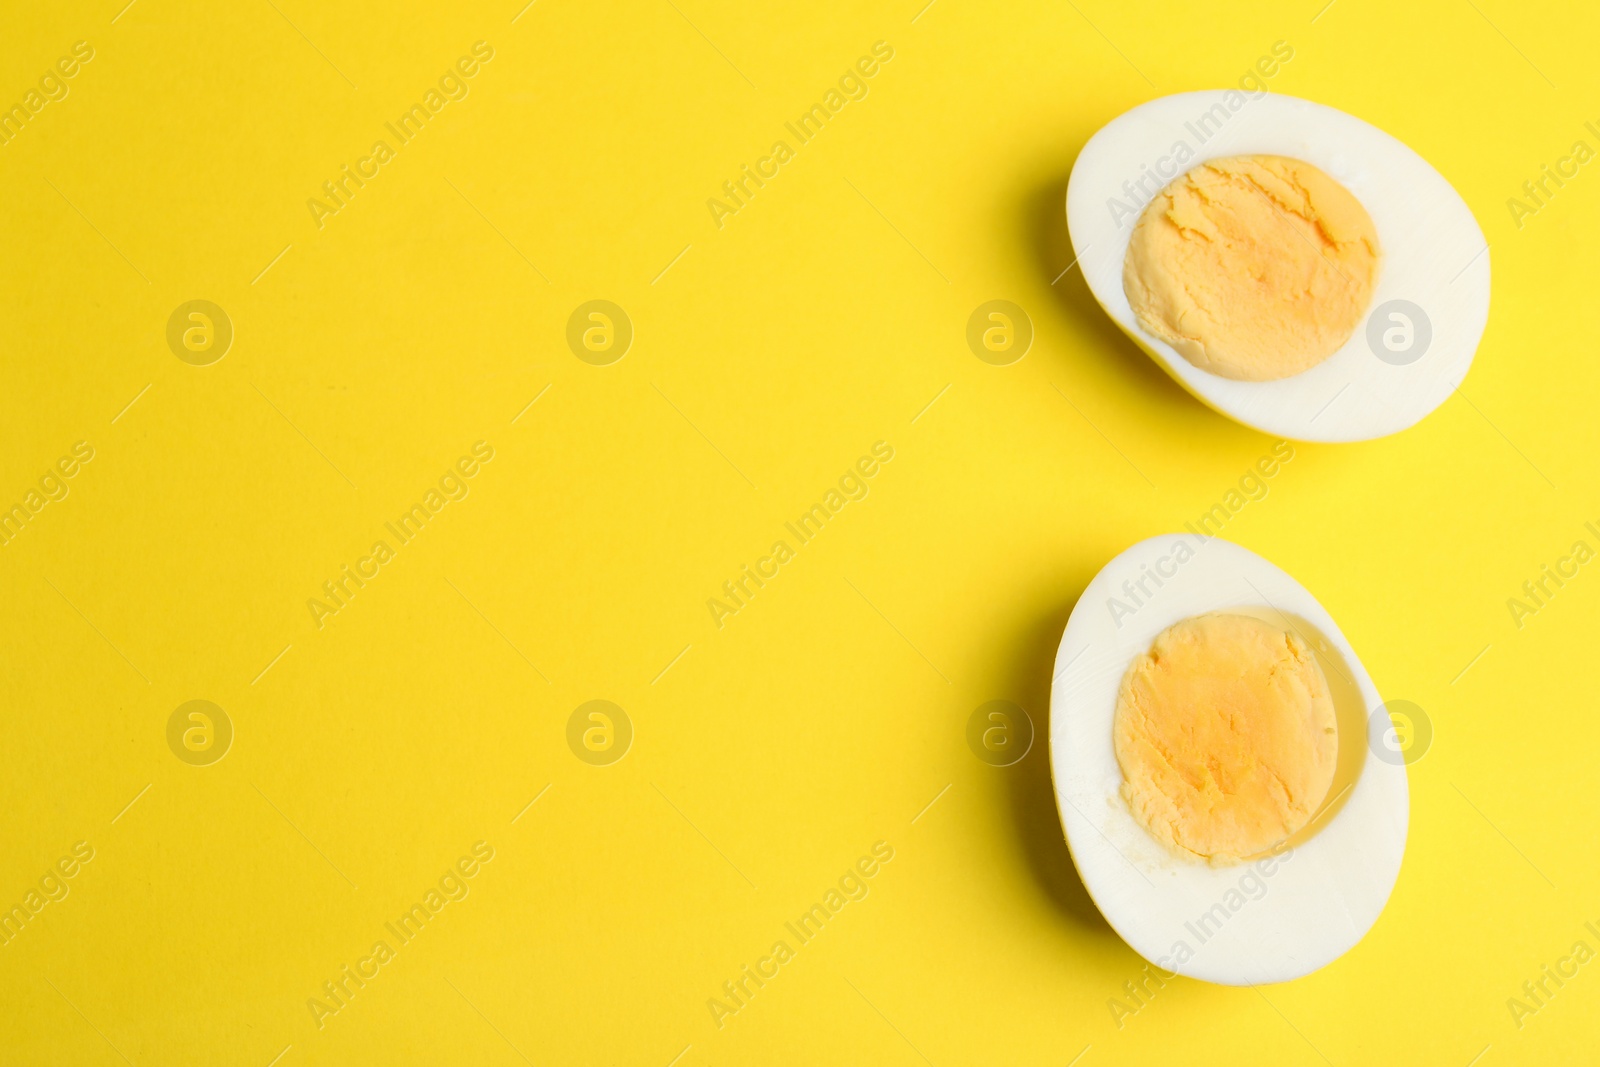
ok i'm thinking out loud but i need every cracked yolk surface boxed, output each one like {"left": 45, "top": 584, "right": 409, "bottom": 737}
{"left": 1122, "top": 155, "right": 1381, "bottom": 382}
{"left": 1113, "top": 613, "right": 1338, "bottom": 864}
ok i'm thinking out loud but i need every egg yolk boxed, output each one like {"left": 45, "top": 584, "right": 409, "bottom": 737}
{"left": 1122, "top": 155, "right": 1381, "bottom": 382}
{"left": 1113, "top": 613, "right": 1337, "bottom": 864}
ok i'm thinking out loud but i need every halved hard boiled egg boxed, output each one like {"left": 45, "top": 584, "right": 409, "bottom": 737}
{"left": 1049, "top": 534, "right": 1407, "bottom": 985}
{"left": 1066, "top": 91, "right": 1489, "bottom": 442}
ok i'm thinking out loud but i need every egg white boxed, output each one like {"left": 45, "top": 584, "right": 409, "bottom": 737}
{"left": 1066, "top": 91, "right": 1489, "bottom": 442}
{"left": 1049, "top": 534, "right": 1408, "bottom": 984}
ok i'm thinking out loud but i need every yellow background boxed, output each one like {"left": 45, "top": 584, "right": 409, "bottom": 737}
{"left": 2, "top": 0, "right": 1597, "bottom": 1063}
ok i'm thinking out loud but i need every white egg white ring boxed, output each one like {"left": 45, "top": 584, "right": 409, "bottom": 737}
{"left": 1049, "top": 535, "right": 1408, "bottom": 985}
{"left": 1066, "top": 91, "right": 1490, "bottom": 442}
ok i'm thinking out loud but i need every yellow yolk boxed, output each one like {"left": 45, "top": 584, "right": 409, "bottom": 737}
{"left": 1113, "top": 613, "right": 1337, "bottom": 864}
{"left": 1122, "top": 155, "right": 1381, "bottom": 382}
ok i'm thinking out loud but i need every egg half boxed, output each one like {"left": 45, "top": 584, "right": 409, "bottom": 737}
{"left": 1066, "top": 91, "right": 1489, "bottom": 442}
{"left": 1049, "top": 535, "right": 1408, "bottom": 985}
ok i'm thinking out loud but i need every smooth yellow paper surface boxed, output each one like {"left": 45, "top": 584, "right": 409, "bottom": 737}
{"left": 2, "top": 1, "right": 1597, "bottom": 1063}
